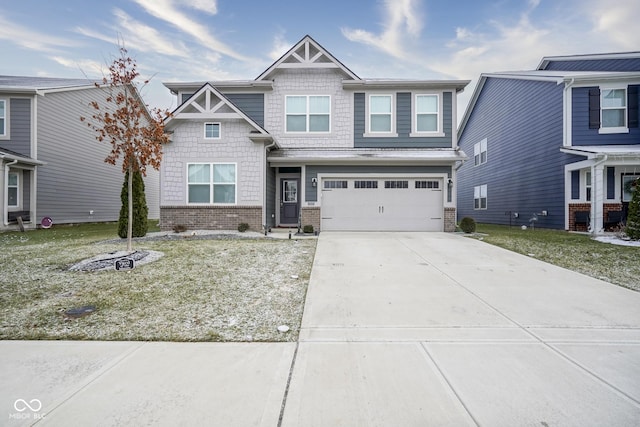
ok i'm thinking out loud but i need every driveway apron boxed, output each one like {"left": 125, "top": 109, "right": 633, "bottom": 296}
{"left": 281, "top": 232, "right": 640, "bottom": 427}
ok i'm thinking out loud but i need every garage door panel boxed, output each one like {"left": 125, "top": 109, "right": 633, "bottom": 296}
{"left": 321, "top": 178, "right": 444, "bottom": 232}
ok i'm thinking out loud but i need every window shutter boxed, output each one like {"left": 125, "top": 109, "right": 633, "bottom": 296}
{"left": 588, "top": 88, "right": 600, "bottom": 129}
{"left": 628, "top": 86, "right": 638, "bottom": 128}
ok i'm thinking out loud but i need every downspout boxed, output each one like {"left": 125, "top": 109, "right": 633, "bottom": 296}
{"left": 3, "top": 159, "right": 18, "bottom": 226}
{"left": 589, "top": 154, "right": 608, "bottom": 234}
{"left": 263, "top": 139, "right": 277, "bottom": 235}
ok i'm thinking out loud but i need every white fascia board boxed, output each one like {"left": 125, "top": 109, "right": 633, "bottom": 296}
{"left": 343, "top": 79, "right": 470, "bottom": 92}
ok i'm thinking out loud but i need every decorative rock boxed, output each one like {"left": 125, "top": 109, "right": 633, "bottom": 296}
{"left": 277, "top": 325, "right": 290, "bottom": 333}
{"left": 290, "top": 275, "right": 299, "bottom": 279}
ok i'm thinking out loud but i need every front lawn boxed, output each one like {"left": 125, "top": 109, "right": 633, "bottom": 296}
{"left": 472, "top": 224, "right": 639, "bottom": 291}
{"left": 0, "top": 223, "right": 316, "bottom": 342}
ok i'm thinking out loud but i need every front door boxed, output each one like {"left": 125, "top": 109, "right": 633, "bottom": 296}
{"left": 280, "top": 179, "right": 300, "bottom": 225}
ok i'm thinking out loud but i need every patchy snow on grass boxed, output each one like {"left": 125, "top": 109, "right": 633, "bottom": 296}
{"left": 0, "top": 233, "right": 316, "bottom": 342}
{"left": 593, "top": 236, "right": 640, "bottom": 247}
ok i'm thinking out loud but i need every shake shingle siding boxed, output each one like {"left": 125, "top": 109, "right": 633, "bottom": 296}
{"left": 457, "top": 77, "right": 572, "bottom": 229}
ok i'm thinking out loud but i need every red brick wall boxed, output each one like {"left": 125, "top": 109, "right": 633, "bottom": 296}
{"left": 160, "top": 206, "right": 263, "bottom": 231}
{"left": 568, "top": 203, "right": 591, "bottom": 231}
{"left": 444, "top": 207, "right": 456, "bottom": 232}
{"left": 301, "top": 207, "right": 321, "bottom": 232}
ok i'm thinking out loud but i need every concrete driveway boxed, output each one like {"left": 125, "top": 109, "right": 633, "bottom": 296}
{"left": 281, "top": 232, "right": 640, "bottom": 426}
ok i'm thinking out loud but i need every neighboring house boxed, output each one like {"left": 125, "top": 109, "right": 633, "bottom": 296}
{"left": 161, "top": 35, "right": 469, "bottom": 232}
{"left": 0, "top": 76, "right": 160, "bottom": 230}
{"left": 457, "top": 52, "right": 640, "bottom": 233}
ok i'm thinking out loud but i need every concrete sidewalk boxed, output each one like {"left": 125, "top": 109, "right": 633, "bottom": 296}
{"left": 2, "top": 232, "right": 640, "bottom": 426}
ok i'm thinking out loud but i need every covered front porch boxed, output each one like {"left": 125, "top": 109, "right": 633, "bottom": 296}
{"left": 563, "top": 145, "right": 640, "bottom": 233}
{"left": 1, "top": 149, "right": 44, "bottom": 231}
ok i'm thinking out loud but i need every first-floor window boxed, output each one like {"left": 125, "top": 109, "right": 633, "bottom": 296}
{"left": 622, "top": 174, "right": 639, "bottom": 202}
{"left": 187, "top": 163, "right": 236, "bottom": 204}
{"left": 7, "top": 172, "right": 18, "bottom": 207}
{"left": 474, "top": 184, "right": 487, "bottom": 209}
{"left": 586, "top": 171, "right": 592, "bottom": 201}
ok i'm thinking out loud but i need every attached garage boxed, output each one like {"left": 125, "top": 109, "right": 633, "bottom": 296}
{"left": 321, "top": 176, "right": 444, "bottom": 231}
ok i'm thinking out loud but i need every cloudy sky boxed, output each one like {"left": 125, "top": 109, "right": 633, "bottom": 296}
{"left": 2, "top": 0, "right": 638, "bottom": 119}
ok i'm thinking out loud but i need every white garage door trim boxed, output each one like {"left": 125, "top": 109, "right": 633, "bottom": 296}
{"left": 319, "top": 173, "right": 446, "bottom": 232}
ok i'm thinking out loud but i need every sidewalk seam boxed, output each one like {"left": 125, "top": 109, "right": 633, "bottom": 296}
{"left": 277, "top": 341, "right": 300, "bottom": 427}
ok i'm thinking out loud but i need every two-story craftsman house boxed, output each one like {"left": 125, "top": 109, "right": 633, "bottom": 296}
{"left": 160, "top": 35, "right": 469, "bottom": 233}
{"left": 457, "top": 52, "right": 640, "bottom": 232}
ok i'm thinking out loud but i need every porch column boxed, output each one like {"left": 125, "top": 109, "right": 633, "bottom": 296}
{"left": 591, "top": 162, "right": 606, "bottom": 234}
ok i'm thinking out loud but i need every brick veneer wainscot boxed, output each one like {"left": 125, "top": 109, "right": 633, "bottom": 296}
{"left": 160, "top": 206, "right": 263, "bottom": 231}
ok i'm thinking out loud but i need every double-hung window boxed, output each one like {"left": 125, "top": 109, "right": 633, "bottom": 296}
{"left": 474, "top": 185, "right": 487, "bottom": 209}
{"left": 474, "top": 138, "right": 487, "bottom": 166}
{"left": 0, "top": 99, "right": 6, "bottom": 137}
{"left": 7, "top": 172, "right": 18, "bottom": 207}
{"left": 285, "top": 95, "right": 330, "bottom": 132}
{"left": 415, "top": 94, "right": 439, "bottom": 133}
{"left": 369, "top": 95, "right": 393, "bottom": 133}
{"left": 187, "top": 163, "right": 236, "bottom": 204}
{"left": 601, "top": 88, "right": 627, "bottom": 130}
{"left": 204, "top": 123, "right": 220, "bottom": 139}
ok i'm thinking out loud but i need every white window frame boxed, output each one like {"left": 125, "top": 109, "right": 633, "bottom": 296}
{"left": 585, "top": 171, "right": 592, "bottom": 202}
{"left": 203, "top": 122, "right": 221, "bottom": 139}
{"left": 285, "top": 95, "right": 331, "bottom": 133}
{"left": 599, "top": 85, "right": 628, "bottom": 134}
{"left": 474, "top": 138, "right": 488, "bottom": 166}
{"left": 0, "top": 98, "right": 8, "bottom": 139}
{"left": 474, "top": 184, "right": 487, "bottom": 210}
{"left": 7, "top": 171, "right": 19, "bottom": 208}
{"left": 186, "top": 162, "right": 237, "bottom": 205}
{"left": 622, "top": 174, "right": 639, "bottom": 202}
{"left": 365, "top": 94, "right": 397, "bottom": 136}
{"left": 413, "top": 94, "right": 440, "bottom": 134}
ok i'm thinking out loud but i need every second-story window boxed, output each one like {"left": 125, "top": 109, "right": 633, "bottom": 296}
{"left": 601, "top": 88, "right": 626, "bottom": 129}
{"left": 474, "top": 138, "right": 487, "bottom": 166}
{"left": 286, "top": 95, "right": 330, "bottom": 133}
{"left": 369, "top": 95, "right": 392, "bottom": 133}
{"left": 204, "top": 123, "right": 221, "bottom": 139}
{"left": 415, "top": 94, "right": 439, "bottom": 133}
{"left": 0, "top": 99, "right": 6, "bottom": 137}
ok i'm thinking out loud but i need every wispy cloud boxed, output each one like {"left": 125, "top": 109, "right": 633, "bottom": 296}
{"left": 48, "top": 56, "right": 105, "bottom": 77}
{"left": 132, "top": 0, "right": 248, "bottom": 61}
{"left": 76, "top": 9, "right": 189, "bottom": 58}
{"left": 341, "top": 0, "right": 423, "bottom": 59}
{"left": 0, "top": 15, "right": 76, "bottom": 53}
{"left": 588, "top": 0, "right": 640, "bottom": 50}
{"left": 269, "top": 31, "right": 292, "bottom": 61}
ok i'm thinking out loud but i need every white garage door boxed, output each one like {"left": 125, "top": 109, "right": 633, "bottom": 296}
{"left": 321, "top": 177, "right": 444, "bottom": 231}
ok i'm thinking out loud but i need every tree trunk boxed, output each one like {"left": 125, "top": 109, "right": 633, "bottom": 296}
{"left": 127, "top": 164, "right": 133, "bottom": 252}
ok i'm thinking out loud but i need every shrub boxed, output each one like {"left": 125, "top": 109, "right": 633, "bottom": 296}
{"left": 459, "top": 217, "right": 476, "bottom": 233}
{"left": 118, "top": 170, "right": 148, "bottom": 238}
{"left": 303, "top": 225, "right": 314, "bottom": 234}
{"left": 625, "top": 178, "right": 640, "bottom": 240}
{"left": 237, "top": 222, "right": 250, "bottom": 232}
{"left": 173, "top": 224, "right": 187, "bottom": 233}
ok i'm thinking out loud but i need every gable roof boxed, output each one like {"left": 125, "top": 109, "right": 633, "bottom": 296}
{"left": 256, "top": 35, "right": 360, "bottom": 81}
{"left": 166, "top": 82, "right": 270, "bottom": 137}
